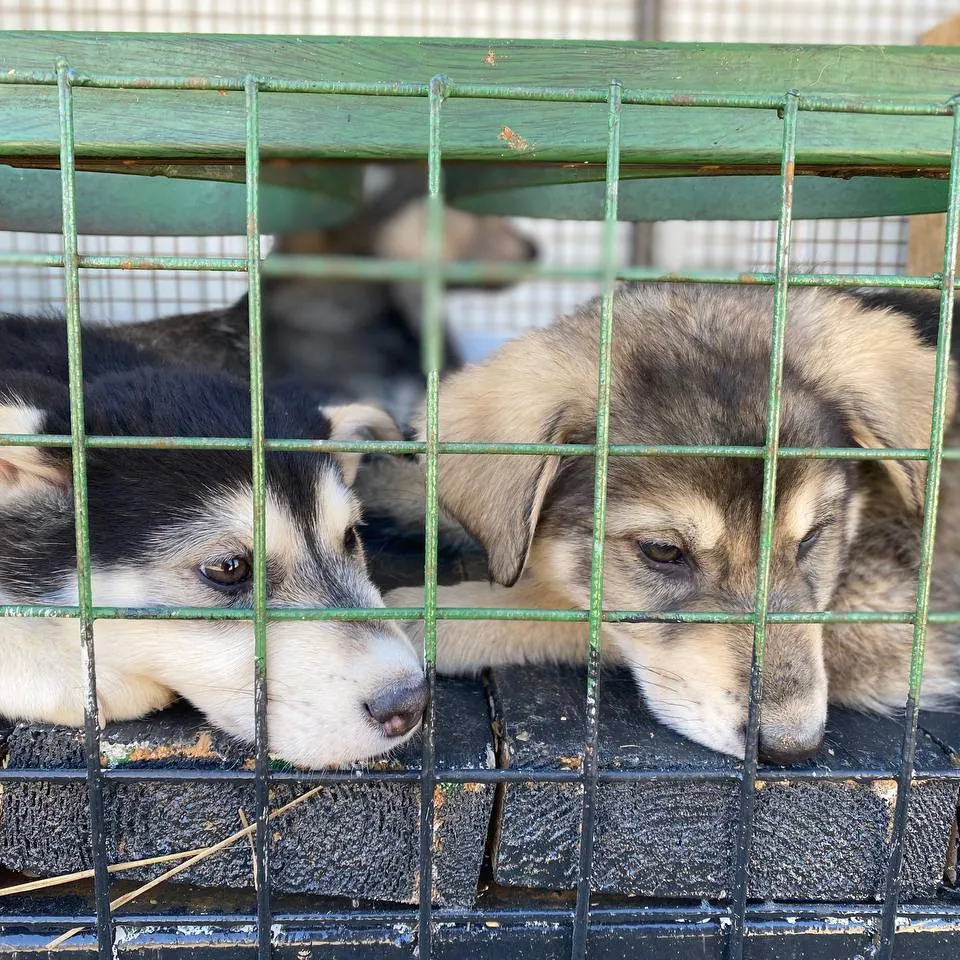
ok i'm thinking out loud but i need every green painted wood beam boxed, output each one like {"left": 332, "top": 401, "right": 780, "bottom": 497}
{"left": 447, "top": 173, "right": 953, "bottom": 221}
{"left": 2, "top": 34, "right": 959, "bottom": 101}
{"left": 1, "top": 35, "right": 959, "bottom": 224}
{"left": 0, "top": 69, "right": 953, "bottom": 168}
{"left": 0, "top": 166, "right": 360, "bottom": 235}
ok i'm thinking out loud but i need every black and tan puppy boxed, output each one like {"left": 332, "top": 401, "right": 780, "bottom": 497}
{"left": 388, "top": 283, "right": 960, "bottom": 764}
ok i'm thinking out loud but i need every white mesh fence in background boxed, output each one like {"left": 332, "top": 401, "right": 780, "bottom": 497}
{"left": 0, "top": 1, "right": 954, "bottom": 360}
{"left": 654, "top": 1, "right": 957, "bottom": 275}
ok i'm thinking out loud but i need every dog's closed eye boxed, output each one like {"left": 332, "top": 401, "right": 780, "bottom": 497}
{"left": 796, "top": 516, "right": 838, "bottom": 561}
{"left": 796, "top": 525, "right": 823, "bottom": 560}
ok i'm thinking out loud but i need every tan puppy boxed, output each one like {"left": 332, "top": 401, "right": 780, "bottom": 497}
{"left": 389, "top": 283, "right": 960, "bottom": 764}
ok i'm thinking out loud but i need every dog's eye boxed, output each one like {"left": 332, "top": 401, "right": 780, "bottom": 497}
{"left": 344, "top": 526, "right": 359, "bottom": 551}
{"left": 797, "top": 525, "right": 823, "bottom": 560}
{"left": 199, "top": 556, "right": 252, "bottom": 589}
{"left": 638, "top": 540, "right": 686, "bottom": 567}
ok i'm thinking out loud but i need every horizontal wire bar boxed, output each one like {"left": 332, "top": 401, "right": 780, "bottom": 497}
{"left": 0, "top": 433, "right": 943, "bottom": 460}
{"left": 0, "top": 253, "right": 245, "bottom": 271}
{"left": 0, "top": 251, "right": 957, "bottom": 293}
{"left": 1, "top": 69, "right": 958, "bottom": 115}
{"left": 259, "top": 262, "right": 960, "bottom": 289}
{"left": 0, "top": 767, "right": 956, "bottom": 785}
{"left": 1, "top": 605, "right": 954, "bottom": 624}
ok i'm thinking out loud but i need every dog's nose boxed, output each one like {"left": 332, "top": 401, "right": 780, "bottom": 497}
{"left": 523, "top": 237, "right": 539, "bottom": 261}
{"left": 758, "top": 724, "right": 825, "bottom": 766}
{"left": 365, "top": 677, "right": 428, "bottom": 738}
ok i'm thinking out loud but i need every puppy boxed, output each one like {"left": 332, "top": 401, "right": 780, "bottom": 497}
{"left": 388, "top": 283, "right": 960, "bottom": 764}
{"left": 110, "top": 166, "right": 528, "bottom": 588}
{"left": 117, "top": 164, "right": 537, "bottom": 424}
{"left": 0, "top": 314, "right": 425, "bottom": 769}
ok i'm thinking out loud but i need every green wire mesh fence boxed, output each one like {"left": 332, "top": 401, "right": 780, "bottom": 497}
{"left": 0, "top": 37, "right": 959, "bottom": 960}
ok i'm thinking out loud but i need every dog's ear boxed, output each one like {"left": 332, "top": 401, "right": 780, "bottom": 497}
{"left": 0, "top": 373, "right": 72, "bottom": 498}
{"left": 322, "top": 403, "right": 403, "bottom": 485}
{"left": 797, "top": 293, "right": 958, "bottom": 513}
{"left": 415, "top": 328, "right": 595, "bottom": 586}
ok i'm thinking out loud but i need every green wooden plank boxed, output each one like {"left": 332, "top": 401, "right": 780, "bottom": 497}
{"left": 2, "top": 34, "right": 960, "bottom": 100}
{"left": 0, "top": 166, "right": 360, "bottom": 235}
{"left": 1, "top": 36, "right": 958, "bottom": 222}
{"left": 0, "top": 86, "right": 951, "bottom": 167}
{"left": 448, "top": 174, "right": 952, "bottom": 221}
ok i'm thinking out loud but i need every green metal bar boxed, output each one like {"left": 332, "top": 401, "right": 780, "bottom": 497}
{"left": 264, "top": 262, "right": 960, "bottom": 289}
{"left": 81, "top": 255, "right": 243, "bottom": 272}
{"left": 877, "top": 102, "right": 960, "bottom": 959}
{"left": 417, "top": 73, "right": 447, "bottom": 959}
{"left": 0, "top": 70, "right": 433, "bottom": 96}
{"left": 571, "top": 79, "right": 622, "bottom": 960}
{"left": 55, "top": 58, "right": 113, "bottom": 960}
{"left": 3, "top": 604, "right": 956, "bottom": 626}
{"left": 2, "top": 247, "right": 959, "bottom": 293}
{"left": 0, "top": 434, "right": 427, "bottom": 453}
{"left": 260, "top": 258, "right": 960, "bottom": 289}
{"left": 243, "top": 75, "right": 272, "bottom": 960}
{"left": 3, "top": 66, "right": 960, "bottom": 117}
{"left": 728, "top": 91, "right": 800, "bottom": 960}
{"left": 0, "top": 253, "right": 244, "bottom": 271}
{"left": 2, "top": 432, "right": 947, "bottom": 462}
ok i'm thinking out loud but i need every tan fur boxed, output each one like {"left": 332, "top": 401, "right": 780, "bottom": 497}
{"left": 322, "top": 402, "right": 402, "bottom": 485}
{"left": 391, "top": 283, "right": 960, "bottom": 761}
{"left": 373, "top": 200, "right": 534, "bottom": 268}
{"left": 416, "top": 325, "right": 596, "bottom": 585}
{"left": 826, "top": 417, "right": 960, "bottom": 711}
{"left": 604, "top": 495, "right": 727, "bottom": 554}
{"left": 389, "top": 577, "right": 595, "bottom": 675}
{"left": 0, "top": 404, "right": 70, "bottom": 495}
{"left": 784, "top": 294, "right": 945, "bottom": 513}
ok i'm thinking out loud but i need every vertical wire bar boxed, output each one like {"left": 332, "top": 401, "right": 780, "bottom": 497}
{"left": 570, "top": 79, "right": 622, "bottom": 960}
{"left": 417, "top": 73, "right": 446, "bottom": 960}
{"left": 726, "top": 91, "right": 799, "bottom": 960}
{"left": 56, "top": 59, "right": 113, "bottom": 960}
{"left": 244, "top": 75, "right": 272, "bottom": 960}
{"left": 876, "top": 102, "right": 960, "bottom": 959}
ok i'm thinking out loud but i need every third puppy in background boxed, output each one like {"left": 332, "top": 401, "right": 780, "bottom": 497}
{"left": 119, "top": 164, "right": 537, "bottom": 425}
{"left": 107, "top": 165, "right": 535, "bottom": 588}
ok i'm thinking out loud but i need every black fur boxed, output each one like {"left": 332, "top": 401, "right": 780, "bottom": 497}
{"left": 0, "top": 313, "right": 485, "bottom": 595}
{"left": 0, "top": 312, "right": 157, "bottom": 382}
{"left": 0, "top": 315, "right": 341, "bottom": 600}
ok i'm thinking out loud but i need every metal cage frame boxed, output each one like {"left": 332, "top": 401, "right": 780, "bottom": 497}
{"left": 0, "top": 37, "right": 959, "bottom": 960}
